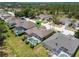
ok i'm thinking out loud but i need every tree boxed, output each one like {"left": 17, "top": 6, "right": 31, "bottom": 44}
{"left": 15, "top": 11, "right": 25, "bottom": 17}
{"left": 0, "top": 34, "right": 5, "bottom": 46}
{"left": 0, "top": 20, "right": 6, "bottom": 46}
{"left": 75, "top": 30, "right": 79, "bottom": 38}
{"left": 74, "top": 13, "right": 79, "bottom": 19}
{"left": 53, "top": 16, "right": 60, "bottom": 25}
{"left": 35, "top": 20, "right": 42, "bottom": 29}
{"left": 67, "top": 13, "right": 73, "bottom": 18}
{"left": 28, "top": 11, "right": 36, "bottom": 19}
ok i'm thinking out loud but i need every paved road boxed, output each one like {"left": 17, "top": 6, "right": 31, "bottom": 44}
{"left": 44, "top": 23, "right": 74, "bottom": 35}
{"left": 42, "top": 22, "right": 74, "bottom": 35}
{"left": 25, "top": 18, "right": 75, "bottom": 35}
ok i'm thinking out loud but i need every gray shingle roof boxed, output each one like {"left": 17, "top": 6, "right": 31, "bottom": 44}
{"left": 42, "top": 33, "right": 79, "bottom": 56}
{"left": 6, "top": 17, "right": 16, "bottom": 26}
{"left": 7, "top": 17, "right": 35, "bottom": 30}
{"left": 15, "top": 21, "right": 35, "bottom": 30}
{"left": 59, "top": 18, "right": 71, "bottom": 25}
{"left": 25, "top": 26, "right": 54, "bottom": 40}
{"left": 36, "top": 14, "right": 53, "bottom": 20}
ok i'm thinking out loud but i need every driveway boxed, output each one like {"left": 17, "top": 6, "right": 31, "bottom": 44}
{"left": 43, "top": 22, "right": 75, "bottom": 35}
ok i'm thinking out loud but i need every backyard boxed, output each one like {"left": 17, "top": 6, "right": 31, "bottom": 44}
{"left": 75, "top": 49, "right": 79, "bottom": 57}
{"left": 4, "top": 25, "right": 48, "bottom": 57}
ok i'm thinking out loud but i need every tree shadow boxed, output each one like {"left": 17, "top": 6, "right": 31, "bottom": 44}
{"left": 0, "top": 35, "right": 6, "bottom": 47}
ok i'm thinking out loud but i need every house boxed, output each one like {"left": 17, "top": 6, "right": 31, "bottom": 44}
{"left": 36, "top": 14, "right": 53, "bottom": 20}
{"left": 1, "top": 13, "right": 12, "bottom": 19}
{"left": 24, "top": 26, "right": 54, "bottom": 47}
{"left": 13, "top": 21, "right": 36, "bottom": 36}
{"left": 15, "top": 20, "right": 35, "bottom": 30}
{"left": 6, "top": 16, "right": 35, "bottom": 36}
{"left": 6, "top": 17, "right": 24, "bottom": 28}
{"left": 59, "top": 18, "right": 71, "bottom": 26}
{"left": 0, "top": 12, "right": 13, "bottom": 21}
{"left": 25, "top": 26, "right": 54, "bottom": 41}
{"left": 42, "top": 32, "right": 79, "bottom": 57}
{"left": 6, "top": 17, "right": 17, "bottom": 28}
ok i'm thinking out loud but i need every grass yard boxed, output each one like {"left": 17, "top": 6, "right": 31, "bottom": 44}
{"left": 75, "top": 49, "right": 79, "bottom": 57}
{"left": 5, "top": 25, "right": 48, "bottom": 57}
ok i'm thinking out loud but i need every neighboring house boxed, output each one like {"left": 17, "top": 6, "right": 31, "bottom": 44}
{"left": 25, "top": 26, "right": 54, "bottom": 47}
{"left": 16, "top": 20, "right": 35, "bottom": 30}
{"left": 6, "top": 16, "right": 35, "bottom": 36}
{"left": 0, "top": 12, "right": 13, "bottom": 21}
{"left": 6, "top": 17, "right": 17, "bottom": 28}
{"left": 36, "top": 14, "right": 53, "bottom": 20}
{"left": 14, "top": 21, "right": 36, "bottom": 36}
{"left": 1, "top": 13, "right": 12, "bottom": 18}
{"left": 42, "top": 32, "right": 79, "bottom": 57}
{"left": 6, "top": 17, "right": 24, "bottom": 28}
{"left": 59, "top": 18, "right": 71, "bottom": 26}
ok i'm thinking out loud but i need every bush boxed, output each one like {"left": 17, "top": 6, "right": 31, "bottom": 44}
{"left": 7, "top": 35, "right": 10, "bottom": 37}
{"left": 30, "top": 44, "right": 34, "bottom": 48}
{"left": 22, "top": 38, "right": 25, "bottom": 41}
{"left": 25, "top": 39, "right": 29, "bottom": 44}
{"left": 75, "top": 30, "right": 79, "bottom": 38}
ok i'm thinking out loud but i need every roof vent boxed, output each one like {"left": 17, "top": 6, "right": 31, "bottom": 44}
{"left": 56, "top": 38, "right": 58, "bottom": 39}
{"left": 56, "top": 43, "right": 58, "bottom": 46}
{"left": 69, "top": 39, "right": 71, "bottom": 40}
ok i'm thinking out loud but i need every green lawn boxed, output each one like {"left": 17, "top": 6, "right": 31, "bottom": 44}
{"left": 75, "top": 49, "right": 79, "bottom": 57}
{"left": 5, "top": 25, "right": 48, "bottom": 57}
